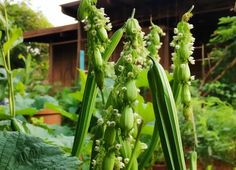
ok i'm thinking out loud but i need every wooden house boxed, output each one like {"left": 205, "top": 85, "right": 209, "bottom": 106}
{"left": 23, "top": 0, "right": 235, "bottom": 86}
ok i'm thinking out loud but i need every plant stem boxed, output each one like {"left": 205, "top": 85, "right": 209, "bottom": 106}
{"left": 139, "top": 121, "right": 159, "bottom": 170}
{"left": 131, "top": 8, "right": 136, "bottom": 18}
{"left": 3, "top": 5, "right": 15, "bottom": 117}
{"left": 126, "top": 121, "right": 143, "bottom": 170}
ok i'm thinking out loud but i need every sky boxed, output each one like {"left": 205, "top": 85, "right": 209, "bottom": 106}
{"left": 29, "top": 0, "right": 77, "bottom": 26}
{"left": 26, "top": 0, "right": 77, "bottom": 26}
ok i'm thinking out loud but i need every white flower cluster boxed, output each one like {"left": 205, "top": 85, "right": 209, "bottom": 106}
{"left": 146, "top": 22, "right": 165, "bottom": 62}
{"left": 82, "top": 7, "right": 112, "bottom": 32}
{"left": 170, "top": 22, "right": 195, "bottom": 65}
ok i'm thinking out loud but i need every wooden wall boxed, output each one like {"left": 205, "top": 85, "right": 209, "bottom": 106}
{"left": 49, "top": 41, "right": 78, "bottom": 86}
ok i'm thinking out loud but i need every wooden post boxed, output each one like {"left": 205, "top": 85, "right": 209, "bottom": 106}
{"left": 48, "top": 44, "right": 53, "bottom": 84}
{"left": 76, "top": 22, "right": 81, "bottom": 80}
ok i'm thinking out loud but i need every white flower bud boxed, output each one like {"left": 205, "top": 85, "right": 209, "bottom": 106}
{"left": 110, "top": 121, "right": 116, "bottom": 127}
{"left": 189, "top": 56, "right": 195, "bottom": 64}
{"left": 97, "top": 118, "right": 104, "bottom": 125}
{"left": 122, "top": 87, "right": 127, "bottom": 91}
{"left": 175, "top": 45, "right": 180, "bottom": 49}
{"left": 188, "top": 24, "right": 194, "bottom": 29}
{"left": 113, "top": 109, "right": 119, "bottom": 113}
{"left": 117, "top": 156, "right": 123, "bottom": 161}
{"left": 170, "top": 42, "right": 175, "bottom": 47}
{"left": 95, "top": 140, "right": 101, "bottom": 145}
{"left": 124, "top": 158, "right": 129, "bottom": 164}
{"left": 174, "top": 28, "right": 178, "bottom": 34}
{"left": 115, "top": 144, "right": 122, "bottom": 150}
{"left": 94, "top": 146, "right": 100, "bottom": 151}
{"left": 171, "top": 52, "right": 177, "bottom": 57}
{"left": 171, "top": 64, "right": 175, "bottom": 69}
{"left": 137, "top": 118, "right": 142, "bottom": 125}
{"left": 190, "top": 75, "right": 195, "bottom": 81}
{"left": 119, "top": 162, "right": 125, "bottom": 168}
{"left": 92, "top": 159, "right": 96, "bottom": 165}
{"left": 127, "top": 72, "right": 134, "bottom": 78}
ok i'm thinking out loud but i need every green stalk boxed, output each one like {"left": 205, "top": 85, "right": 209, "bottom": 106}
{"left": 138, "top": 121, "right": 159, "bottom": 169}
{"left": 9, "top": 72, "right": 15, "bottom": 117}
{"left": 3, "top": 6, "right": 15, "bottom": 117}
{"left": 72, "top": 28, "right": 123, "bottom": 157}
{"left": 126, "top": 121, "right": 143, "bottom": 170}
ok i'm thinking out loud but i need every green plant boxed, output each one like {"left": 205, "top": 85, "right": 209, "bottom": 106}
{"left": 0, "top": 3, "right": 23, "bottom": 117}
{"left": 71, "top": 1, "right": 196, "bottom": 170}
{"left": 72, "top": 0, "right": 123, "bottom": 157}
{"left": 203, "top": 81, "right": 236, "bottom": 107}
{"left": 0, "top": 5, "right": 80, "bottom": 169}
{"left": 194, "top": 96, "right": 236, "bottom": 166}
{"left": 170, "top": 6, "right": 197, "bottom": 169}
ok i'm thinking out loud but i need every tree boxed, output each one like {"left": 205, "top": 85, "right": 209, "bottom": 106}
{"left": 201, "top": 16, "right": 236, "bottom": 85}
{"left": 200, "top": 16, "right": 236, "bottom": 106}
{"left": 0, "top": 1, "right": 52, "bottom": 69}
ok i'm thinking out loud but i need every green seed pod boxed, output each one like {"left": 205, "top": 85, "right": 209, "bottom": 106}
{"left": 95, "top": 69, "right": 104, "bottom": 90}
{"left": 104, "top": 127, "right": 116, "bottom": 147}
{"left": 183, "top": 105, "right": 193, "bottom": 121}
{"left": 120, "top": 139, "right": 132, "bottom": 158}
{"left": 178, "top": 43, "right": 190, "bottom": 62}
{"left": 126, "top": 80, "right": 138, "bottom": 102}
{"left": 77, "top": 0, "right": 90, "bottom": 20}
{"left": 94, "top": 48, "right": 103, "bottom": 68}
{"left": 179, "top": 63, "right": 190, "bottom": 82}
{"left": 126, "top": 18, "right": 141, "bottom": 35}
{"left": 98, "top": 27, "right": 108, "bottom": 42}
{"left": 173, "top": 65, "right": 180, "bottom": 82}
{"left": 102, "top": 151, "right": 116, "bottom": 170}
{"left": 182, "top": 84, "right": 191, "bottom": 104}
{"left": 95, "top": 124, "right": 105, "bottom": 139}
{"left": 120, "top": 106, "right": 134, "bottom": 131}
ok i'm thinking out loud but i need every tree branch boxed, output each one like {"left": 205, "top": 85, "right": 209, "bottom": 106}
{"left": 212, "top": 57, "right": 236, "bottom": 82}
{"left": 200, "top": 55, "right": 224, "bottom": 88}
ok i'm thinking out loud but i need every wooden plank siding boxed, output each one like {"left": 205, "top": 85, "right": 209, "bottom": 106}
{"left": 23, "top": 0, "right": 235, "bottom": 86}
{"left": 49, "top": 41, "right": 77, "bottom": 86}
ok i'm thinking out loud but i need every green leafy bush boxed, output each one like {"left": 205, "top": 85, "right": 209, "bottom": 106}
{"left": 203, "top": 81, "right": 236, "bottom": 108}
{"left": 181, "top": 96, "right": 236, "bottom": 166}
